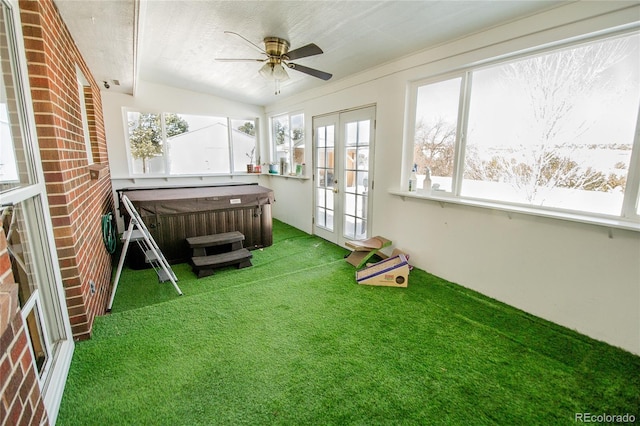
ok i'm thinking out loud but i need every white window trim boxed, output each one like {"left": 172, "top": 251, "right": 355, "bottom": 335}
{"left": 1, "top": 0, "right": 74, "bottom": 422}
{"left": 122, "top": 108, "right": 259, "bottom": 177}
{"left": 269, "top": 111, "right": 305, "bottom": 168}
{"left": 76, "top": 68, "right": 93, "bottom": 165}
{"left": 399, "top": 26, "right": 640, "bottom": 232}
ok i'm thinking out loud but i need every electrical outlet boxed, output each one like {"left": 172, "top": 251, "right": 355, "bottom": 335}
{"left": 89, "top": 280, "right": 96, "bottom": 295}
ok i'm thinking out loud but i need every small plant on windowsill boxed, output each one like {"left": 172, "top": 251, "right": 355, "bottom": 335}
{"left": 246, "top": 147, "right": 255, "bottom": 173}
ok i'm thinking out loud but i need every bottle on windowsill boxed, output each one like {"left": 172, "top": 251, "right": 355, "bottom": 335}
{"left": 409, "top": 164, "right": 417, "bottom": 192}
{"left": 419, "top": 167, "right": 432, "bottom": 195}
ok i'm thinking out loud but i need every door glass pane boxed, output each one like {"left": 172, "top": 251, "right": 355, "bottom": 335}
{"left": 414, "top": 77, "right": 461, "bottom": 192}
{"left": 326, "top": 190, "right": 334, "bottom": 210}
{"left": 325, "top": 148, "right": 335, "bottom": 188}
{"left": 0, "top": 4, "right": 33, "bottom": 191}
{"left": 356, "top": 171, "right": 369, "bottom": 195}
{"left": 316, "top": 124, "right": 335, "bottom": 232}
{"left": 346, "top": 122, "right": 357, "bottom": 146}
{"left": 316, "top": 207, "right": 326, "bottom": 228}
{"left": 317, "top": 148, "right": 326, "bottom": 168}
{"left": 344, "top": 215, "right": 355, "bottom": 239}
{"left": 358, "top": 120, "right": 370, "bottom": 144}
{"left": 345, "top": 193, "right": 355, "bottom": 216}
{"left": 343, "top": 119, "right": 370, "bottom": 241}
{"left": 317, "top": 188, "right": 326, "bottom": 208}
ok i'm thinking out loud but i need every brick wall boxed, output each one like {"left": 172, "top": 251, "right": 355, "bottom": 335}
{"left": 19, "top": 0, "right": 114, "bottom": 340}
{"left": 0, "top": 219, "right": 48, "bottom": 426}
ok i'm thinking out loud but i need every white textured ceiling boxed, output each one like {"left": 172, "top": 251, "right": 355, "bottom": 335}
{"left": 54, "top": 0, "right": 565, "bottom": 106}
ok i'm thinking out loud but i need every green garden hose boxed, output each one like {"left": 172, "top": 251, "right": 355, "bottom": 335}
{"left": 101, "top": 213, "right": 117, "bottom": 254}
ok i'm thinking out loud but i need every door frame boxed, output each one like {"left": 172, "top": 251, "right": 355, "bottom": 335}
{"left": 312, "top": 105, "right": 376, "bottom": 247}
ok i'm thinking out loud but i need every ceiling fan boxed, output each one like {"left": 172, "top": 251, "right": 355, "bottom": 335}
{"left": 216, "top": 31, "right": 332, "bottom": 94}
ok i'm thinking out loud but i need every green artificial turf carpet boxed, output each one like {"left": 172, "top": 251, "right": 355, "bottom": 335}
{"left": 57, "top": 220, "right": 640, "bottom": 425}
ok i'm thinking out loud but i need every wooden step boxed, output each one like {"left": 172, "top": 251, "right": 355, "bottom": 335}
{"left": 191, "top": 248, "right": 253, "bottom": 278}
{"left": 186, "top": 231, "right": 245, "bottom": 256}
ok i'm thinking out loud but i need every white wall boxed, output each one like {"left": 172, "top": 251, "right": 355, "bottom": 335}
{"left": 261, "top": 1, "right": 640, "bottom": 354}
{"left": 102, "top": 3, "right": 640, "bottom": 354}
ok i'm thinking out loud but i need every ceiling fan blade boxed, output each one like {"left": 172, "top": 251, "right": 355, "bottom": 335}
{"left": 215, "top": 58, "right": 265, "bottom": 62}
{"left": 224, "top": 31, "right": 266, "bottom": 54}
{"left": 286, "top": 62, "right": 332, "bottom": 81}
{"left": 285, "top": 43, "right": 323, "bottom": 60}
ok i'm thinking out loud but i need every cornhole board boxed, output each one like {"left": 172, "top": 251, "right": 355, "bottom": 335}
{"left": 345, "top": 236, "right": 392, "bottom": 268}
{"left": 356, "top": 254, "right": 409, "bottom": 287}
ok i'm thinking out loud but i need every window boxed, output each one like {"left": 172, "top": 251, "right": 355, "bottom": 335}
{"left": 0, "top": 0, "right": 72, "bottom": 404}
{"left": 414, "top": 77, "right": 462, "bottom": 193}
{"left": 231, "top": 118, "right": 258, "bottom": 172}
{"left": 125, "top": 111, "right": 257, "bottom": 176}
{"left": 0, "top": 13, "right": 34, "bottom": 191}
{"left": 3, "top": 200, "right": 54, "bottom": 376}
{"left": 271, "top": 112, "right": 304, "bottom": 174}
{"left": 410, "top": 31, "right": 640, "bottom": 222}
{"left": 77, "top": 70, "right": 93, "bottom": 165}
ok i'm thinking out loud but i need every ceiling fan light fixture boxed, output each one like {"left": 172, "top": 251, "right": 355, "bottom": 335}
{"left": 273, "top": 63, "right": 289, "bottom": 81}
{"left": 259, "top": 62, "right": 289, "bottom": 81}
{"left": 259, "top": 61, "right": 289, "bottom": 95}
{"left": 219, "top": 33, "right": 330, "bottom": 95}
{"left": 258, "top": 62, "right": 274, "bottom": 80}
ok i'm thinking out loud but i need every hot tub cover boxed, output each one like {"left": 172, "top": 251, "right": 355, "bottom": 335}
{"left": 121, "top": 184, "right": 275, "bottom": 216}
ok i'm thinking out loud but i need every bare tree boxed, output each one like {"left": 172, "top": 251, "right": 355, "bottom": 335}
{"left": 413, "top": 118, "right": 456, "bottom": 176}
{"left": 467, "top": 37, "right": 631, "bottom": 203}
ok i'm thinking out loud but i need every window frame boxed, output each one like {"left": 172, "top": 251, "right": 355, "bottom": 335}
{"left": 76, "top": 69, "right": 93, "bottom": 165}
{"left": 269, "top": 111, "right": 305, "bottom": 174}
{"left": 402, "top": 27, "right": 640, "bottom": 231}
{"left": 0, "top": 0, "right": 74, "bottom": 419}
{"left": 123, "top": 109, "right": 259, "bottom": 177}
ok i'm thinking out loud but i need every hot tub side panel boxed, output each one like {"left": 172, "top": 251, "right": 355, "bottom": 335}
{"left": 120, "top": 185, "right": 274, "bottom": 265}
{"left": 146, "top": 204, "right": 272, "bottom": 263}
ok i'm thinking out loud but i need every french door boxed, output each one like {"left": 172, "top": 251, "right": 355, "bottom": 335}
{"left": 313, "top": 106, "right": 376, "bottom": 247}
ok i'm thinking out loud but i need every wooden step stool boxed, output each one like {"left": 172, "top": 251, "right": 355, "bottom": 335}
{"left": 186, "top": 231, "right": 253, "bottom": 278}
{"left": 345, "top": 236, "right": 392, "bottom": 269}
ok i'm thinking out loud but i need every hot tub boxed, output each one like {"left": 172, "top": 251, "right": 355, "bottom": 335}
{"left": 118, "top": 183, "right": 274, "bottom": 265}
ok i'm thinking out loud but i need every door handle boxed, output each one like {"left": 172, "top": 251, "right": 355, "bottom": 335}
{"left": 333, "top": 187, "right": 339, "bottom": 193}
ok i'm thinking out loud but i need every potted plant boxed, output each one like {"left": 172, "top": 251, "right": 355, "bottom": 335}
{"left": 246, "top": 147, "right": 255, "bottom": 173}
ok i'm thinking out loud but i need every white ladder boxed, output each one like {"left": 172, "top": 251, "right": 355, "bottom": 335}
{"left": 107, "top": 194, "right": 183, "bottom": 311}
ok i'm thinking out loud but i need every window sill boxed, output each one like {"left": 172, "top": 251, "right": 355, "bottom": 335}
{"left": 389, "top": 189, "right": 640, "bottom": 233}
{"left": 264, "top": 174, "right": 310, "bottom": 180}
{"left": 111, "top": 173, "right": 264, "bottom": 182}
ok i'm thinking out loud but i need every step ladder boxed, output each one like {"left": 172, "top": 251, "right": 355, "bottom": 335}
{"left": 107, "top": 194, "right": 183, "bottom": 311}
